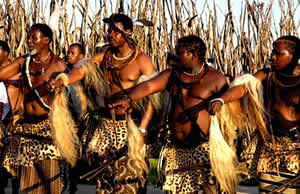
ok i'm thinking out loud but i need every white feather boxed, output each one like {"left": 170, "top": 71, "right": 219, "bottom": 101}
{"left": 49, "top": 7, "right": 63, "bottom": 33}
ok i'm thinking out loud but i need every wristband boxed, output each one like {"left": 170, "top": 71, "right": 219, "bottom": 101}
{"left": 210, "top": 98, "right": 224, "bottom": 105}
{"left": 138, "top": 127, "right": 147, "bottom": 135}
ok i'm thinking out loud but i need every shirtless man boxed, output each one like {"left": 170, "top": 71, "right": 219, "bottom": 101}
{"left": 109, "top": 35, "right": 238, "bottom": 194}
{"left": 0, "top": 40, "right": 12, "bottom": 194}
{"left": 0, "top": 40, "right": 11, "bottom": 121}
{"left": 0, "top": 24, "right": 66, "bottom": 193}
{"left": 51, "top": 13, "right": 155, "bottom": 193}
{"left": 209, "top": 35, "right": 300, "bottom": 193}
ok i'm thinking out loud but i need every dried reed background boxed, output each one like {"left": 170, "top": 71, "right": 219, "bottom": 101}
{"left": 0, "top": 0, "right": 299, "bottom": 76}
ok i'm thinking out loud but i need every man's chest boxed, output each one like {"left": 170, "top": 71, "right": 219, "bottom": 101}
{"left": 106, "top": 62, "right": 140, "bottom": 85}
{"left": 274, "top": 85, "right": 300, "bottom": 106}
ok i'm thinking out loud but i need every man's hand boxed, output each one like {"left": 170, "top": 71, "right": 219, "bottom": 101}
{"left": 108, "top": 95, "right": 132, "bottom": 111}
{"left": 208, "top": 98, "right": 224, "bottom": 115}
{"left": 48, "top": 79, "right": 64, "bottom": 92}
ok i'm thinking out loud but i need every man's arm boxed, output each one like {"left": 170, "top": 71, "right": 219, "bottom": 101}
{"left": 109, "top": 69, "right": 171, "bottom": 110}
{"left": 208, "top": 70, "right": 267, "bottom": 115}
{"left": 50, "top": 52, "right": 105, "bottom": 89}
{"left": 0, "top": 57, "right": 24, "bottom": 80}
{"left": 137, "top": 53, "right": 155, "bottom": 130}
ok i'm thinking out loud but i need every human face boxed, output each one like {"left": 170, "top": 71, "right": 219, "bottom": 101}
{"left": 27, "top": 28, "right": 49, "bottom": 55}
{"left": 176, "top": 45, "right": 193, "bottom": 69}
{"left": 67, "top": 46, "right": 83, "bottom": 65}
{"left": 271, "top": 41, "right": 293, "bottom": 71}
{"left": 107, "top": 23, "right": 126, "bottom": 47}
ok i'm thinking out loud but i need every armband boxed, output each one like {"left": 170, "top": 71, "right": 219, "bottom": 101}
{"left": 209, "top": 98, "right": 224, "bottom": 105}
{"left": 138, "top": 127, "right": 147, "bottom": 135}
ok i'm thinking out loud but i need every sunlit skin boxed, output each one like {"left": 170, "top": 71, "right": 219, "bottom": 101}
{"left": 271, "top": 41, "right": 294, "bottom": 71}
{"left": 108, "top": 42, "right": 227, "bottom": 193}
{"left": 0, "top": 27, "right": 66, "bottom": 117}
{"left": 110, "top": 45, "right": 227, "bottom": 141}
{"left": 0, "top": 46, "right": 10, "bottom": 66}
{"left": 209, "top": 40, "right": 300, "bottom": 134}
{"left": 50, "top": 20, "right": 155, "bottom": 133}
{"left": 67, "top": 45, "right": 83, "bottom": 66}
{"left": 0, "top": 44, "right": 22, "bottom": 115}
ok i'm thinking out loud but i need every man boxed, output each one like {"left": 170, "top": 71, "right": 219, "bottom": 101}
{"left": 64, "top": 43, "right": 85, "bottom": 194}
{"left": 0, "top": 40, "right": 11, "bottom": 122}
{"left": 51, "top": 13, "right": 155, "bottom": 193}
{"left": 209, "top": 35, "right": 300, "bottom": 193}
{"left": 66, "top": 43, "right": 85, "bottom": 72}
{"left": 0, "top": 40, "right": 11, "bottom": 194}
{"left": 109, "top": 35, "right": 238, "bottom": 194}
{"left": 0, "top": 24, "right": 66, "bottom": 193}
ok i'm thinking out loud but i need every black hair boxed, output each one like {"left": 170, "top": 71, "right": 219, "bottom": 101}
{"left": 274, "top": 35, "right": 300, "bottom": 63}
{"left": 0, "top": 40, "right": 10, "bottom": 54}
{"left": 103, "top": 13, "right": 133, "bottom": 32}
{"left": 69, "top": 43, "right": 85, "bottom": 55}
{"left": 176, "top": 35, "right": 206, "bottom": 60}
{"left": 30, "top": 23, "right": 53, "bottom": 43}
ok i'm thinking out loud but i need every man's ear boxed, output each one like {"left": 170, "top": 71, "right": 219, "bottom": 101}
{"left": 79, "top": 53, "right": 84, "bottom": 59}
{"left": 43, "top": 36, "right": 50, "bottom": 45}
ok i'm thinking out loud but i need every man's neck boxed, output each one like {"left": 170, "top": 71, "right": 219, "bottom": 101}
{"left": 183, "top": 62, "right": 205, "bottom": 75}
{"left": 276, "top": 63, "right": 298, "bottom": 77}
{"left": 115, "top": 43, "right": 133, "bottom": 58}
{"left": 33, "top": 48, "right": 51, "bottom": 60}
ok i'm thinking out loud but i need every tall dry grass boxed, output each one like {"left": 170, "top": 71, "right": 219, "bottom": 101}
{"left": 0, "top": 0, "right": 299, "bottom": 76}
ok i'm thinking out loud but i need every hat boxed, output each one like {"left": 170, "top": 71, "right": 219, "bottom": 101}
{"left": 103, "top": 14, "right": 133, "bottom": 35}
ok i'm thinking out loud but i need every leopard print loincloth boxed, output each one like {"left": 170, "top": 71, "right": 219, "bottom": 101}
{"left": 96, "top": 155, "right": 142, "bottom": 194}
{"left": 161, "top": 142, "right": 216, "bottom": 194}
{"left": 2, "top": 119, "right": 60, "bottom": 170}
{"left": 85, "top": 118, "right": 128, "bottom": 157}
{"left": 83, "top": 118, "right": 143, "bottom": 193}
{"left": 241, "top": 134, "right": 300, "bottom": 175}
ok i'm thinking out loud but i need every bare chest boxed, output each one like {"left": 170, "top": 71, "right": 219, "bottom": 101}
{"left": 105, "top": 60, "right": 141, "bottom": 92}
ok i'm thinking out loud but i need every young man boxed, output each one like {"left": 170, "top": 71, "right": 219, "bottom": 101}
{"left": 209, "top": 35, "right": 300, "bottom": 193}
{"left": 109, "top": 35, "right": 238, "bottom": 194}
{"left": 0, "top": 40, "right": 11, "bottom": 194}
{"left": 50, "top": 13, "right": 156, "bottom": 193}
{"left": 64, "top": 43, "right": 85, "bottom": 194}
{"left": 0, "top": 40, "right": 11, "bottom": 121}
{"left": 66, "top": 43, "right": 85, "bottom": 72}
{"left": 0, "top": 24, "right": 66, "bottom": 193}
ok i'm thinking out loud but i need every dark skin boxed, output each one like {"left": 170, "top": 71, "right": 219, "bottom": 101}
{"left": 0, "top": 28, "right": 65, "bottom": 117}
{"left": 209, "top": 40, "right": 300, "bottom": 134}
{"left": 110, "top": 45, "right": 228, "bottom": 142}
{"left": 67, "top": 45, "right": 83, "bottom": 66}
{"left": 109, "top": 45, "right": 227, "bottom": 194}
{"left": 50, "top": 22, "right": 155, "bottom": 131}
{"left": 0, "top": 45, "right": 23, "bottom": 114}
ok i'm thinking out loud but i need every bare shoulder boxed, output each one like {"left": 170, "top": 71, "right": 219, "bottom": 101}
{"left": 53, "top": 57, "right": 66, "bottom": 73}
{"left": 92, "top": 51, "right": 106, "bottom": 65}
{"left": 9, "top": 56, "right": 26, "bottom": 71}
{"left": 207, "top": 66, "right": 227, "bottom": 85}
{"left": 254, "top": 68, "right": 270, "bottom": 82}
{"left": 13, "top": 56, "right": 26, "bottom": 67}
{"left": 136, "top": 50, "right": 155, "bottom": 75}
